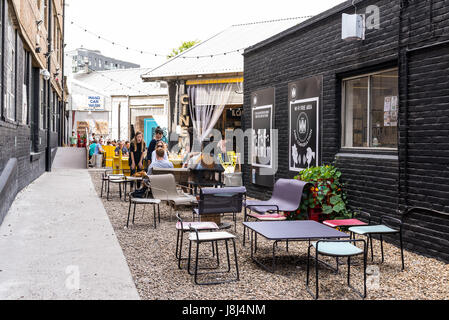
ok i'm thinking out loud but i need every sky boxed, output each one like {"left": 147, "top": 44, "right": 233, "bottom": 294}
{"left": 65, "top": 0, "right": 347, "bottom": 69}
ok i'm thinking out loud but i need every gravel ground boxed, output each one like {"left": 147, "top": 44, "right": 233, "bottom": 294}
{"left": 90, "top": 171, "right": 449, "bottom": 300}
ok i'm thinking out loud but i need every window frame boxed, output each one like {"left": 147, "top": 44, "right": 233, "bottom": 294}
{"left": 341, "top": 67, "right": 399, "bottom": 151}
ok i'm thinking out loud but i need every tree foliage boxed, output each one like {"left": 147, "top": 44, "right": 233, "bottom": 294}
{"left": 167, "top": 40, "right": 201, "bottom": 59}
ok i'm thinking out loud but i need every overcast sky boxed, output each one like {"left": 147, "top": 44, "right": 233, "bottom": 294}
{"left": 65, "top": 0, "right": 347, "bottom": 68}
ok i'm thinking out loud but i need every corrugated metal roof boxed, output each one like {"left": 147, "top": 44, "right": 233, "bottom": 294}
{"left": 141, "top": 17, "right": 310, "bottom": 81}
{"left": 73, "top": 67, "right": 168, "bottom": 96}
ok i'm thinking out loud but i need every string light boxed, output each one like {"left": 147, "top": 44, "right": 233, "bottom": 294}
{"left": 81, "top": 66, "right": 159, "bottom": 96}
{"left": 68, "top": 18, "right": 313, "bottom": 59}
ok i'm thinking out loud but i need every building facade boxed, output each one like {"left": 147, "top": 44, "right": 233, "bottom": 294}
{"left": 243, "top": 0, "right": 449, "bottom": 262}
{"left": 66, "top": 48, "right": 140, "bottom": 73}
{"left": 0, "top": 0, "right": 65, "bottom": 225}
{"left": 141, "top": 18, "right": 306, "bottom": 153}
{"left": 69, "top": 68, "right": 168, "bottom": 145}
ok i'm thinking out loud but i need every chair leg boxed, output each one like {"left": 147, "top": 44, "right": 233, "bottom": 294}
{"left": 126, "top": 200, "right": 132, "bottom": 228}
{"left": 369, "top": 235, "right": 374, "bottom": 262}
{"left": 194, "top": 242, "right": 200, "bottom": 285}
{"left": 187, "top": 240, "right": 193, "bottom": 275}
{"left": 243, "top": 207, "right": 247, "bottom": 247}
{"left": 107, "top": 180, "right": 110, "bottom": 201}
{"left": 101, "top": 179, "right": 104, "bottom": 198}
{"left": 347, "top": 256, "right": 351, "bottom": 285}
{"left": 400, "top": 232, "right": 405, "bottom": 271}
{"left": 232, "top": 239, "right": 240, "bottom": 281}
{"left": 225, "top": 240, "right": 231, "bottom": 272}
{"left": 158, "top": 204, "right": 161, "bottom": 223}
{"left": 380, "top": 234, "right": 384, "bottom": 263}
{"left": 153, "top": 205, "right": 157, "bottom": 229}
{"left": 132, "top": 203, "right": 137, "bottom": 225}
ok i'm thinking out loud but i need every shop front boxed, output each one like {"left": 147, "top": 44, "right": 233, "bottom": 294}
{"left": 243, "top": 0, "right": 449, "bottom": 262}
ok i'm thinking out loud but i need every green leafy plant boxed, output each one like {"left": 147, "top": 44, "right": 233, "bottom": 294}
{"left": 167, "top": 40, "right": 201, "bottom": 59}
{"left": 286, "top": 165, "right": 353, "bottom": 220}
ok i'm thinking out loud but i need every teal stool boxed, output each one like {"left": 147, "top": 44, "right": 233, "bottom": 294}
{"left": 306, "top": 239, "right": 367, "bottom": 299}
{"left": 349, "top": 215, "right": 404, "bottom": 270}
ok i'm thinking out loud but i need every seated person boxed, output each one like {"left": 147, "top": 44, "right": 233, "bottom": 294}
{"left": 147, "top": 146, "right": 174, "bottom": 174}
{"left": 94, "top": 139, "right": 105, "bottom": 155}
{"left": 150, "top": 141, "right": 168, "bottom": 163}
{"left": 115, "top": 141, "right": 129, "bottom": 156}
{"left": 89, "top": 140, "right": 97, "bottom": 160}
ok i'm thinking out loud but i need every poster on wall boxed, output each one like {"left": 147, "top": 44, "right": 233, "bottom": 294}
{"left": 252, "top": 105, "right": 272, "bottom": 168}
{"left": 251, "top": 87, "right": 275, "bottom": 187}
{"left": 289, "top": 76, "right": 322, "bottom": 172}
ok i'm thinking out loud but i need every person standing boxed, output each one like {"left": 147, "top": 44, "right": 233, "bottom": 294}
{"left": 129, "top": 131, "right": 146, "bottom": 177}
{"left": 69, "top": 131, "right": 78, "bottom": 147}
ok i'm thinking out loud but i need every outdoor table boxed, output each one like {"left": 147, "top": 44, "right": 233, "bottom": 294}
{"left": 243, "top": 220, "right": 349, "bottom": 273}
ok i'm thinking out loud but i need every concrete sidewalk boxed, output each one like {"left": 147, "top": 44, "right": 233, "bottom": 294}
{"left": 0, "top": 169, "right": 140, "bottom": 300}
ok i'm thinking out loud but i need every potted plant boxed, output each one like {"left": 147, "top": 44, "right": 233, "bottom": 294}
{"left": 286, "top": 165, "right": 352, "bottom": 222}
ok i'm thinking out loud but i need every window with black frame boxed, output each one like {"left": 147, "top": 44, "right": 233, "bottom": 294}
{"left": 4, "top": 2, "right": 16, "bottom": 122}
{"left": 342, "top": 69, "right": 399, "bottom": 149}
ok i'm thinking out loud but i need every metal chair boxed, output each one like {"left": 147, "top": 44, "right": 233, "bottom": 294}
{"left": 187, "top": 226, "right": 239, "bottom": 285}
{"left": 175, "top": 213, "right": 219, "bottom": 270}
{"left": 193, "top": 187, "right": 246, "bottom": 232}
{"left": 243, "top": 179, "right": 311, "bottom": 246}
{"left": 306, "top": 239, "right": 367, "bottom": 299}
{"left": 148, "top": 174, "right": 197, "bottom": 221}
{"left": 126, "top": 185, "right": 161, "bottom": 229}
{"left": 349, "top": 212, "right": 405, "bottom": 270}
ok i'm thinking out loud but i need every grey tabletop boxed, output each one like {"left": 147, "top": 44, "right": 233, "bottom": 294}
{"left": 243, "top": 220, "right": 349, "bottom": 241}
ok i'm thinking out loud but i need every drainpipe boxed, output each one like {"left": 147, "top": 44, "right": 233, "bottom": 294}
{"left": 61, "top": 0, "right": 66, "bottom": 146}
{"left": 46, "top": 0, "right": 53, "bottom": 172}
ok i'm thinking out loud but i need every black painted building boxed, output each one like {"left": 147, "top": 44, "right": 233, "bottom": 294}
{"left": 0, "top": 0, "right": 66, "bottom": 225}
{"left": 243, "top": 0, "right": 449, "bottom": 262}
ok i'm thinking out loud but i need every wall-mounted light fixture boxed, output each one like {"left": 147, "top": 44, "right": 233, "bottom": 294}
{"left": 40, "top": 69, "right": 51, "bottom": 81}
{"left": 342, "top": 0, "right": 365, "bottom": 41}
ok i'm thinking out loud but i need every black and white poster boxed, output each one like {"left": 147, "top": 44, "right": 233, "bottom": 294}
{"left": 289, "top": 76, "right": 322, "bottom": 172}
{"left": 251, "top": 87, "right": 275, "bottom": 187}
{"left": 252, "top": 105, "right": 272, "bottom": 168}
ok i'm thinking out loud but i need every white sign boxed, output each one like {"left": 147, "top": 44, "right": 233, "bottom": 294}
{"left": 86, "top": 95, "right": 104, "bottom": 110}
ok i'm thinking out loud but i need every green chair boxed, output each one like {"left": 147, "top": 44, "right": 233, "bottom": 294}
{"left": 349, "top": 214, "right": 405, "bottom": 270}
{"left": 306, "top": 239, "right": 367, "bottom": 299}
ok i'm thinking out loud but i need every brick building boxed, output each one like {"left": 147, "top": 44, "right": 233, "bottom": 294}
{"left": 0, "top": 0, "right": 66, "bottom": 225}
{"left": 243, "top": 0, "right": 449, "bottom": 262}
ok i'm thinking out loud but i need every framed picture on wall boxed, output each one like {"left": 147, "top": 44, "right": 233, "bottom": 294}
{"left": 251, "top": 105, "right": 273, "bottom": 168}
{"left": 289, "top": 97, "right": 319, "bottom": 171}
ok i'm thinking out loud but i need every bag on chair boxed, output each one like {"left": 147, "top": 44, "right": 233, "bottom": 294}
{"left": 130, "top": 186, "right": 147, "bottom": 199}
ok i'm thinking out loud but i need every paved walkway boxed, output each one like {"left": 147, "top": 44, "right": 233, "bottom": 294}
{"left": 0, "top": 167, "right": 140, "bottom": 300}
{"left": 52, "top": 147, "right": 87, "bottom": 169}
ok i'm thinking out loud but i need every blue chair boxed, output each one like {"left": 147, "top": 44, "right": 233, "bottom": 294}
{"left": 349, "top": 213, "right": 404, "bottom": 270}
{"left": 306, "top": 239, "right": 367, "bottom": 299}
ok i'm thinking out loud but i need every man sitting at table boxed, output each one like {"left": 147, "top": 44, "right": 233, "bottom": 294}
{"left": 115, "top": 140, "right": 129, "bottom": 156}
{"left": 147, "top": 145, "right": 173, "bottom": 174}
{"left": 150, "top": 141, "right": 168, "bottom": 163}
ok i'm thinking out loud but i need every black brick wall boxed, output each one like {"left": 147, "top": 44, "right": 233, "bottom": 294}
{"left": 243, "top": 0, "right": 449, "bottom": 262}
{"left": 0, "top": 30, "right": 61, "bottom": 224}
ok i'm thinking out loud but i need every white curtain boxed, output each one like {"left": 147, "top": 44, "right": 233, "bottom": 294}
{"left": 188, "top": 83, "right": 234, "bottom": 142}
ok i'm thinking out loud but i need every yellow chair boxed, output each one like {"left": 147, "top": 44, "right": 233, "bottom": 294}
{"left": 218, "top": 151, "right": 238, "bottom": 174}
{"left": 113, "top": 150, "right": 131, "bottom": 176}
{"left": 103, "top": 145, "right": 115, "bottom": 169}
